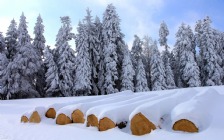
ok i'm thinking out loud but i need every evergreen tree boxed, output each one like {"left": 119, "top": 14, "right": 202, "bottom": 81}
{"left": 75, "top": 21, "right": 92, "bottom": 96}
{"left": 84, "top": 9, "right": 100, "bottom": 95}
{"left": 33, "top": 15, "right": 46, "bottom": 96}
{"left": 44, "top": 46, "right": 60, "bottom": 97}
{"left": 102, "top": 4, "right": 125, "bottom": 94}
{"left": 159, "top": 21, "right": 176, "bottom": 89}
{"left": 150, "top": 41, "right": 166, "bottom": 91}
{"left": 0, "top": 33, "right": 9, "bottom": 99}
{"left": 121, "top": 45, "right": 134, "bottom": 91}
{"left": 95, "top": 16, "right": 105, "bottom": 95}
{"left": 131, "top": 35, "right": 143, "bottom": 69}
{"left": 135, "top": 58, "right": 149, "bottom": 92}
{"left": 55, "top": 16, "right": 75, "bottom": 97}
{"left": 8, "top": 13, "right": 41, "bottom": 98}
{"left": 195, "top": 17, "right": 222, "bottom": 86}
{"left": 5, "top": 19, "right": 17, "bottom": 60}
{"left": 175, "top": 23, "right": 201, "bottom": 87}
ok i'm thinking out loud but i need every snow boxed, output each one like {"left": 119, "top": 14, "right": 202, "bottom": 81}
{"left": 0, "top": 86, "right": 224, "bottom": 140}
{"left": 171, "top": 88, "right": 222, "bottom": 130}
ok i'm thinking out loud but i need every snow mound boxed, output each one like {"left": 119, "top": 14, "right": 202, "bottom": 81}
{"left": 56, "top": 91, "right": 138, "bottom": 118}
{"left": 171, "top": 88, "right": 222, "bottom": 130}
{"left": 129, "top": 88, "right": 198, "bottom": 127}
{"left": 98, "top": 90, "right": 176, "bottom": 124}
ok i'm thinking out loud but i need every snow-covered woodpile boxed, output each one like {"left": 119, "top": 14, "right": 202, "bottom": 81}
{"left": 20, "top": 88, "right": 222, "bottom": 136}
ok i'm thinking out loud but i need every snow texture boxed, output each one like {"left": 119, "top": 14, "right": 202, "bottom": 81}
{"left": 129, "top": 88, "right": 198, "bottom": 127}
{"left": 171, "top": 88, "right": 222, "bottom": 130}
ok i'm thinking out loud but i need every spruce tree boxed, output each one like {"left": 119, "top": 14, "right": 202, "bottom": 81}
{"left": 55, "top": 16, "right": 75, "bottom": 97}
{"left": 102, "top": 4, "right": 125, "bottom": 94}
{"left": 5, "top": 19, "right": 17, "bottom": 60}
{"left": 9, "top": 13, "right": 40, "bottom": 98}
{"left": 75, "top": 21, "right": 91, "bottom": 96}
{"left": 175, "top": 23, "right": 201, "bottom": 87}
{"left": 0, "top": 33, "right": 9, "bottom": 99}
{"left": 159, "top": 21, "right": 176, "bottom": 89}
{"left": 95, "top": 16, "right": 105, "bottom": 95}
{"left": 150, "top": 41, "right": 166, "bottom": 91}
{"left": 195, "top": 17, "right": 222, "bottom": 86}
{"left": 33, "top": 15, "right": 46, "bottom": 96}
{"left": 44, "top": 46, "right": 60, "bottom": 97}
{"left": 135, "top": 58, "right": 149, "bottom": 92}
{"left": 121, "top": 45, "right": 134, "bottom": 91}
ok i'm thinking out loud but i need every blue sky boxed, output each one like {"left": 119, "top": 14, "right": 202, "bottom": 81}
{"left": 0, "top": 0, "right": 223, "bottom": 50}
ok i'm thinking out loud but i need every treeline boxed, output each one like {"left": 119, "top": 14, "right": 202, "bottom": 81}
{"left": 0, "top": 4, "right": 223, "bottom": 100}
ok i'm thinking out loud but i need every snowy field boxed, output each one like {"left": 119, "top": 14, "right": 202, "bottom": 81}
{"left": 0, "top": 86, "right": 224, "bottom": 140}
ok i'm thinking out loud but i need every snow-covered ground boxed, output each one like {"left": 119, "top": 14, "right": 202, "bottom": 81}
{"left": 0, "top": 86, "right": 224, "bottom": 140}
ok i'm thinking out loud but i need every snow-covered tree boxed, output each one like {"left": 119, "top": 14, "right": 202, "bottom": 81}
{"left": 150, "top": 41, "right": 166, "bottom": 91}
{"left": 195, "top": 17, "right": 222, "bottom": 86}
{"left": 55, "top": 16, "right": 75, "bottom": 97}
{"left": 44, "top": 46, "right": 60, "bottom": 97}
{"left": 95, "top": 16, "right": 105, "bottom": 95}
{"left": 0, "top": 33, "right": 9, "bottom": 99}
{"left": 8, "top": 13, "right": 41, "bottom": 98}
{"left": 159, "top": 21, "right": 176, "bottom": 89}
{"left": 33, "top": 15, "right": 46, "bottom": 96}
{"left": 175, "top": 23, "right": 201, "bottom": 87}
{"left": 131, "top": 35, "right": 143, "bottom": 69}
{"left": 135, "top": 58, "right": 149, "bottom": 92}
{"left": 142, "top": 35, "right": 153, "bottom": 90}
{"left": 121, "top": 45, "right": 134, "bottom": 91}
{"left": 102, "top": 4, "right": 125, "bottom": 94}
{"left": 75, "top": 21, "right": 92, "bottom": 96}
{"left": 84, "top": 9, "right": 100, "bottom": 95}
{"left": 5, "top": 19, "right": 17, "bottom": 60}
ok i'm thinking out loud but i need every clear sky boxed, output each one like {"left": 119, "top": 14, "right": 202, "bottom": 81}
{"left": 0, "top": 0, "right": 223, "bottom": 50}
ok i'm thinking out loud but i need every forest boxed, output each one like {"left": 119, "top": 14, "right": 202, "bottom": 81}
{"left": 0, "top": 4, "right": 223, "bottom": 99}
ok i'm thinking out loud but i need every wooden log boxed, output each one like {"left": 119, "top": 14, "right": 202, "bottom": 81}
{"left": 99, "top": 117, "right": 116, "bottom": 131}
{"left": 21, "top": 116, "right": 29, "bottom": 123}
{"left": 56, "top": 113, "right": 72, "bottom": 125}
{"left": 29, "top": 111, "right": 41, "bottom": 123}
{"left": 87, "top": 114, "right": 98, "bottom": 127}
{"left": 71, "top": 109, "right": 85, "bottom": 123}
{"left": 45, "top": 108, "right": 56, "bottom": 119}
{"left": 173, "top": 119, "right": 198, "bottom": 133}
{"left": 130, "top": 113, "right": 156, "bottom": 136}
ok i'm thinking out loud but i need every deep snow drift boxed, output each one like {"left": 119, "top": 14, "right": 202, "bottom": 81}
{"left": 0, "top": 86, "right": 224, "bottom": 140}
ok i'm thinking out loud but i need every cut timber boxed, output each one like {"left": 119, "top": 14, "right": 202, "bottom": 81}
{"left": 29, "top": 111, "right": 41, "bottom": 123}
{"left": 87, "top": 114, "right": 98, "bottom": 127}
{"left": 45, "top": 108, "right": 56, "bottom": 119}
{"left": 131, "top": 113, "right": 156, "bottom": 136}
{"left": 71, "top": 109, "right": 85, "bottom": 123}
{"left": 99, "top": 117, "right": 116, "bottom": 131}
{"left": 21, "top": 116, "right": 29, "bottom": 123}
{"left": 173, "top": 119, "right": 199, "bottom": 133}
{"left": 56, "top": 113, "right": 72, "bottom": 125}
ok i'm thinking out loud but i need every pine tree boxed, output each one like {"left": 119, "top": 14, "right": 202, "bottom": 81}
{"left": 150, "top": 41, "right": 166, "bottom": 91}
{"left": 75, "top": 21, "right": 92, "bottom": 96}
{"left": 5, "top": 19, "right": 17, "bottom": 60}
{"left": 135, "top": 58, "right": 149, "bottom": 92}
{"left": 142, "top": 35, "right": 153, "bottom": 90}
{"left": 175, "top": 23, "right": 201, "bottom": 87}
{"left": 195, "top": 17, "right": 222, "bottom": 86}
{"left": 131, "top": 35, "right": 143, "bottom": 69}
{"left": 44, "top": 46, "right": 60, "bottom": 97}
{"left": 159, "top": 21, "right": 176, "bottom": 89}
{"left": 121, "top": 45, "right": 134, "bottom": 91}
{"left": 55, "top": 16, "right": 75, "bottom": 97}
{"left": 33, "top": 15, "right": 46, "bottom": 96}
{"left": 8, "top": 13, "right": 41, "bottom": 98}
{"left": 102, "top": 4, "right": 125, "bottom": 94}
{"left": 0, "top": 33, "right": 9, "bottom": 99}
{"left": 95, "top": 16, "right": 105, "bottom": 95}
{"left": 84, "top": 9, "right": 100, "bottom": 95}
